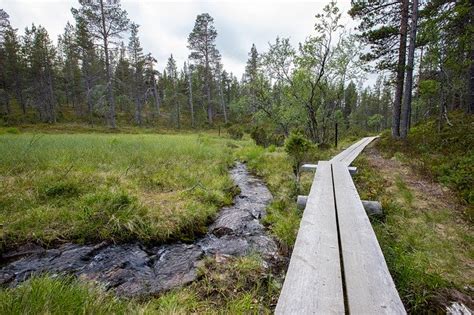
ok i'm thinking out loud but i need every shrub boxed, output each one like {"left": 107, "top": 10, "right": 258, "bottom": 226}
{"left": 284, "top": 132, "right": 315, "bottom": 176}
{"left": 227, "top": 125, "right": 244, "bottom": 140}
{"left": 250, "top": 126, "right": 268, "bottom": 146}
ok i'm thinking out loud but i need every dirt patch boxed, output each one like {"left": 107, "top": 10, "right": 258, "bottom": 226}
{"left": 364, "top": 145, "right": 469, "bottom": 222}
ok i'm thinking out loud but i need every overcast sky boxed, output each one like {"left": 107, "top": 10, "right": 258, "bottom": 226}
{"left": 1, "top": 0, "right": 356, "bottom": 78}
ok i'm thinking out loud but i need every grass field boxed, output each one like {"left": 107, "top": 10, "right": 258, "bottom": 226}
{"left": 0, "top": 128, "right": 299, "bottom": 313}
{"left": 354, "top": 146, "right": 473, "bottom": 312}
{"left": 0, "top": 132, "right": 241, "bottom": 251}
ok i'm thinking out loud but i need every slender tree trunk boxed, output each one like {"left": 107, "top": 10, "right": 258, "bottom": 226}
{"left": 469, "top": 0, "right": 474, "bottom": 114}
{"left": 187, "top": 67, "right": 194, "bottom": 127}
{"left": 392, "top": 0, "right": 409, "bottom": 138}
{"left": 100, "top": 0, "right": 116, "bottom": 128}
{"left": 205, "top": 65, "right": 212, "bottom": 124}
{"left": 151, "top": 73, "right": 160, "bottom": 117}
{"left": 86, "top": 83, "right": 93, "bottom": 124}
{"left": 400, "top": 0, "right": 418, "bottom": 139}
{"left": 218, "top": 77, "right": 227, "bottom": 124}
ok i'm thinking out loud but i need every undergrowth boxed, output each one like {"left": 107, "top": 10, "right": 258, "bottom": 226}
{"left": 354, "top": 154, "right": 473, "bottom": 313}
{"left": 0, "top": 255, "right": 280, "bottom": 314}
{"left": 377, "top": 111, "right": 474, "bottom": 209}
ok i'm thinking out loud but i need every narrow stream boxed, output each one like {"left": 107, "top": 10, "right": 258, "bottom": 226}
{"left": 0, "top": 163, "right": 281, "bottom": 297}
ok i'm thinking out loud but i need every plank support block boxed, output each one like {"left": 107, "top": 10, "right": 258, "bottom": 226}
{"left": 296, "top": 195, "right": 308, "bottom": 210}
{"left": 300, "top": 164, "right": 357, "bottom": 175}
{"left": 300, "top": 163, "right": 317, "bottom": 172}
{"left": 361, "top": 200, "right": 383, "bottom": 216}
{"left": 297, "top": 195, "right": 382, "bottom": 215}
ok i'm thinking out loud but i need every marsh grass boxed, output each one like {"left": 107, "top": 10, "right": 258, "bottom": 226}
{"left": 0, "top": 255, "right": 279, "bottom": 314}
{"left": 354, "top": 155, "right": 473, "bottom": 312}
{"left": 0, "top": 133, "right": 240, "bottom": 250}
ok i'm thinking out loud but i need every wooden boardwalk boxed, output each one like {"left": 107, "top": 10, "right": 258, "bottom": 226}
{"left": 276, "top": 137, "right": 406, "bottom": 315}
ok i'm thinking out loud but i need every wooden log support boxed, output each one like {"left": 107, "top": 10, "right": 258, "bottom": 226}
{"left": 296, "top": 195, "right": 307, "bottom": 210}
{"left": 297, "top": 195, "right": 383, "bottom": 216}
{"left": 300, "top": 163, "right": 358, "bottom": 175}
{"left": 362, "top": 200, "right": 383, "bottom": 216}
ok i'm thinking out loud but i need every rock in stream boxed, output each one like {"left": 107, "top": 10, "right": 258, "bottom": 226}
{"left": 0, "top": 163, "right": 280, "bottom": 297}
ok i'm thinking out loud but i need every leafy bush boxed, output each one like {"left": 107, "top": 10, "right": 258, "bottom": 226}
{"left": 377, "top": 111, "right": 474, "bottom": 206}
{"left": 227, "top": 125, "right": 244, "bottom": 140}
{"left": 250, "top": 126, "right": 285, "bottom": 147}
{"left": 284, "top": 131, "right": 315, "bottom": 176}
{"left": 250, "top": 126, "right": 268, "bottom": 146}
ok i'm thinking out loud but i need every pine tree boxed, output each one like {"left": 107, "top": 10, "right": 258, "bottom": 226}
{"left": 74, "top": 16, "right": 100, "bottom": 124}
{"left": 183, "top": 61, "right": 194, "bottom": 127}
{"left": 3, "top": 26, "right": 26, "bottom": 114}
{"left": 72, "top": 0, "right": 129, "bottom": 128}
{"left": 59, "top": 22, "right": 82, "bottom": 114}
{"left": 166, "top": 54, "right": 180, "bottom": 128}
{"left": 349, "top": 0, "right": 409, "bottom": 138}
{"left": 187, "top": 13, "right": 220, "bottom": 125}
{"left": 25, "top": 25, "right": 57, "bottom": 123}
{"left": 144, "top": 54, "right": 161, "bottom": 118}
{"left": 128, "top": 23, "right": 145, "bottom": 125}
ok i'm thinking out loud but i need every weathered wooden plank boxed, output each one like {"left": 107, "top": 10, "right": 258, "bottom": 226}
{"left": 332, "top": 162, "right": 406, "bottom": 314}
{"left": 330, "top": 137, "right": 368, "bottom": 164}
{"left": 276, "top": 161, "right": 344, "bottom": 314}
{"left": 330, "top": 136, "right": 377, "bottom": 166}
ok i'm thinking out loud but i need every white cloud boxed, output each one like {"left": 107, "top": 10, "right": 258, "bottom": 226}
{"left": 1, "top": 0, "right": 355, "bottom": 77}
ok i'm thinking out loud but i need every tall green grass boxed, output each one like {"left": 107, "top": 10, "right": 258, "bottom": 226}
{"left": 0, "top": 133, "right": 239, "bottom": 250}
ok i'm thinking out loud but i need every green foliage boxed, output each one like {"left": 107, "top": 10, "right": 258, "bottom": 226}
{"left": 284, "top": 131, "right": 315, "bottom": 175}
{"left": 227, "top": 125, "right": 244, "bottom": 140}
{"left": 250, "top": 126, "right": 269, "bottom": 147}
{"left": 378, "top": 111, "right": 474, "bottom": 206}
{"left": 353, "top": 155, "right": 472, "bottom": 312}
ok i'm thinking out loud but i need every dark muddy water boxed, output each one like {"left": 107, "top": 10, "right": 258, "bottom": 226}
{"left": 0, "top": 163, "right": 281, "bottom": 297}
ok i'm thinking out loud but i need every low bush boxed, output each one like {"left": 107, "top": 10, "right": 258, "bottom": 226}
{"left": 227, "top": 125, "right": 244, "bottom": 140}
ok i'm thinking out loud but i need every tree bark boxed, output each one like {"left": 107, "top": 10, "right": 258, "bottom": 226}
{"left": 218, "top": 76, "right": 227, "bottom": 124}
{"left": 469, "top": 0, "right": 474, "bottom": 114}
{"left": 392, "top": 0, "right": 409, "bottom": 138}
{"left": 100, "top": 0, "right": 116, "bottom": 128}
{"left": 400, "top": 0, "right": 418, "bottom": 139}
{"left": 187, "top": 66, "right": 194, "bottom": 127}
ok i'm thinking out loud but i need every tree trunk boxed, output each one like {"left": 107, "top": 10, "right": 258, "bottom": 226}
{"left": 400, "top": 0, "right": 418, "bottom": 139}
{"left": 187, "top": 67, "right": 194, "bottom": 127}
{"left": 469, "top": 0, "right": 474, "bottom": 114}
{"left": 206, "top": 67, "right": 212, "bottom": 124}
{"left": 392, "top": 0, "right": 409, "bottom": 138}
{"left": 218, "top": 77, "right": 227, "bottom": 124}
{"left": 100, "top": 0, "right": 116, "bottom": 128}
{"left": 152, "top": 77, "right": 160, "bottom": 117}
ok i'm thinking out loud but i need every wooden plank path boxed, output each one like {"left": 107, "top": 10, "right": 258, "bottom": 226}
{"left": 276, "top": 137, "right": 405, "bottom": 315}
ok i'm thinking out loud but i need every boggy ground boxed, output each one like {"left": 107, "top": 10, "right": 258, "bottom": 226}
{"left": 0, "top": 163, "right": 281, "bottom": 298}
{"left": 354, "top": 144, "right": 473, "bottom": 313}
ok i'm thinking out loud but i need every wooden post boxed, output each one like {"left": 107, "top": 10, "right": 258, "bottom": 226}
{"left": 335, "top": 122, "right": 338, "bottom": 148}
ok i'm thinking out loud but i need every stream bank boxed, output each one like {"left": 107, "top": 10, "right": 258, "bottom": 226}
{"left": 0, "top": 163, "right": 283, "bottom": 297}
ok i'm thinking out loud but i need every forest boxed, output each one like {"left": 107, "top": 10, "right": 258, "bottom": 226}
{"left": 0, "top": 0, "right": 473, "bottom": 314}
{"left": 0, "top": 0, "right": 471, "bottom": 139}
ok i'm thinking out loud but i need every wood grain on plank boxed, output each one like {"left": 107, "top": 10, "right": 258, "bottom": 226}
{"left": 332, "top": 162, "right": 406, "bottom": 315}
{"left": 331, "top": 136, "right": 378, "bottom": 166}
{"left": 275, "top": 161, "right": 345, "bottom": 315}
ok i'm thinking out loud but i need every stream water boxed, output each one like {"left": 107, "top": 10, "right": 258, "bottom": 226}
{"left": 0, "top": 163, "right": 281, "bottom": 297}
